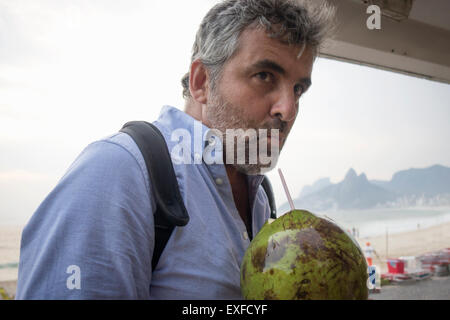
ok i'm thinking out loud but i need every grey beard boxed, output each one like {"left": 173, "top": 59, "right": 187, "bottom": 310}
{"left": 206, "top": 90, "right": 282, "bottom": 175}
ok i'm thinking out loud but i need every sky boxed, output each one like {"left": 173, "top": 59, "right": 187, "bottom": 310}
{"left": 1, "top": 0, "right": 449, "bottom": 225}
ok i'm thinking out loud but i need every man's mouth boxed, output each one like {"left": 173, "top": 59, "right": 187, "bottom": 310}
{"left": 266, "top": 134, "right": 285, "bottom": 148}
{"left": 266, "top": 127, "right": 286, "bottom": 143}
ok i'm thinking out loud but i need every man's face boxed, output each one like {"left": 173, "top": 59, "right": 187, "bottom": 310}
{"left": 204, "top": 25, "right": 315, "bottom": 175}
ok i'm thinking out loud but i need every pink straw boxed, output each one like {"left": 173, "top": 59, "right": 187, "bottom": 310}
{"left": 278, "top": 168, "right": 295, "bottom": 211}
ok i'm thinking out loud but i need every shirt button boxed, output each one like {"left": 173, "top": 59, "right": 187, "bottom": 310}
{"left": 194, "top": 153, "right": 202, "bottom": 162}
{"left": 243, "top": 231, "right": 249, "bottom": 240}
{"left": 215, "top": 178, "right": 223, "bottom": 185}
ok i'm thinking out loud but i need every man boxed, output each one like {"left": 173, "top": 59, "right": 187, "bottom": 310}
{"left": 16, "top": 0, "right": 334, "bottom": 299}
{"left": 364, "top": 242, "right": 380, "bottom": 266}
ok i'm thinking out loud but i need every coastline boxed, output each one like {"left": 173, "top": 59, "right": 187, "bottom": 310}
{"left": 322, "top": 206, "right": 450, "bottom": 238}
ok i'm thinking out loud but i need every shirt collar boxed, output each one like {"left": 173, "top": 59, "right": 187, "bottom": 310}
{"left": 156, "top": 105, "right": 225, "bottom": 165}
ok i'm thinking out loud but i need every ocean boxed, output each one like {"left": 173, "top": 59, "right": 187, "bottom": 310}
{"left": 314, "top": 207, "right": 450, "bottom": 238}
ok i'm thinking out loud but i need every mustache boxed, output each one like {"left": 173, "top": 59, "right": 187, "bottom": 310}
{"left": 259, "top": 118, "right": 288, "bottom": 135}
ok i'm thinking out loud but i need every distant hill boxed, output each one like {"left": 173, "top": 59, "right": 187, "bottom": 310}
{"left": 297, "top": 177, "right": 332, "bottom": 198}
{"left": 279, "top": 164, "right": 450, "bottom": 213}
{"left": 387, "top": 165, "right": 450, "bottom": 196}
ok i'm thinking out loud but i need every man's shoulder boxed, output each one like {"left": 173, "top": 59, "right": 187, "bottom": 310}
{"left": 63, "top": 132, "right": 151, "bottom": 192}
{"left": 96, "top": 131, "right": 144, "bottom": 160}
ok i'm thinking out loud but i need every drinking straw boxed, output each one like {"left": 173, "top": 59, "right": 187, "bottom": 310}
{"left": 278, "top": 168, "right": 295, "bottom": 211}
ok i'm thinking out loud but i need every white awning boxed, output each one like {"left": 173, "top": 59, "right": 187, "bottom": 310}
{"left": 319, "top": 0, "right": 450, "bottom": 84}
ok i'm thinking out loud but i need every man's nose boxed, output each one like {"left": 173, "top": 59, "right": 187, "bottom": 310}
{"left": 269, "top": 88, "right": 298, "bottom": 122}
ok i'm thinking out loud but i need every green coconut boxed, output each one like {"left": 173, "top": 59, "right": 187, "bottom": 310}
{"left": 241, "top": 210, "right": 368, "bottom": 300}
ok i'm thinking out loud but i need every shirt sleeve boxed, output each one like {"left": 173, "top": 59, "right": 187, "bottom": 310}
{"left": 16, "top": 138, "right": 155, "bottom": 299}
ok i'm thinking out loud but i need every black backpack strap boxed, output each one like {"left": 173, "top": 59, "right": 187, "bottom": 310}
{"left": 120, "top": 121, "right": 189, "bottom": 271}
{"left": 261, "top": 176, "right": 277, "bottom": 219}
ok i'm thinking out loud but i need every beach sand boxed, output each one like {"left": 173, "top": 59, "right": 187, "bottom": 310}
{"left": 0, "top": 225, "right": 23, "bottom": 299}
{"left": 0, "top": 225, "right": 22, "bottom": 281}
{"left": 357, "top": 221, "right": 450, "bottom": 274}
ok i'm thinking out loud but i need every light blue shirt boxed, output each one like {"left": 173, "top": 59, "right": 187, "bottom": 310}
{"left": 16, "top": 106, "right": 271, "bottom": 300}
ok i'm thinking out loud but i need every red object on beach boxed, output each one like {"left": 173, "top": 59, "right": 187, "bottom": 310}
{"left": 387, "top": 259, "right": 405, "bottom": 274}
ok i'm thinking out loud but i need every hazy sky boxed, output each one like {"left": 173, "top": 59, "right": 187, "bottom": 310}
{"left": 1, "top": 0, "right": 449, "bottom": 225}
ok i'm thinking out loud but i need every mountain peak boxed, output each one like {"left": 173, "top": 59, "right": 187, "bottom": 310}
{"left": 344, "top": 168, "right": 357, "bottom": 180}
{"left": 359, "top": 172, "right": 368, "bottom": 182}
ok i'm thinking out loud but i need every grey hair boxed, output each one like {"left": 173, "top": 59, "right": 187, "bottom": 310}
{"left": 181, "top": 0, "right": 336, "bottom": 99}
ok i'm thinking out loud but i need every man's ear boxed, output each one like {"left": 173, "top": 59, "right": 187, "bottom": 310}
{"left": 189, "top": 59, "right": 209, "bottom": 104}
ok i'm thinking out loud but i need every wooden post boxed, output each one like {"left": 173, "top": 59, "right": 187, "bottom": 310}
{"left": 385, "top": 227, "right": 389, "bottom": 259}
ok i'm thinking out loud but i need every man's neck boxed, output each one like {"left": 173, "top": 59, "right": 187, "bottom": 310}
{"left": 184, "top": 100, "right": 203, "bottom": 123}
{"left": 225, "top": 165, "right": 244, "bottom": 187}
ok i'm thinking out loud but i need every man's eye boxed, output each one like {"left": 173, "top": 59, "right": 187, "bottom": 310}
{"left": 294, "top": 84, "right": 304, "bottom": 97}
{"left": 256, "top": 72, "right": 272, "bottom": 82}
